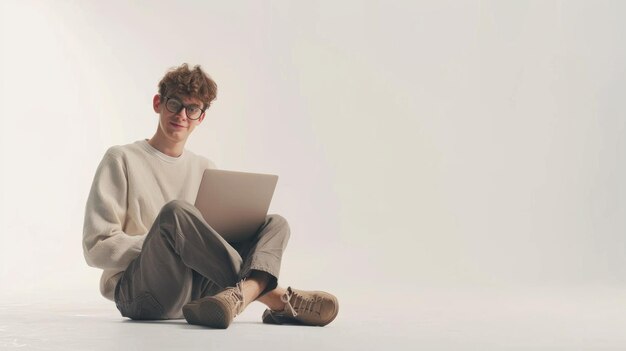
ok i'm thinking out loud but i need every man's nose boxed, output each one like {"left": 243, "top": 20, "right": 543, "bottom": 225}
{"left": 174, "top": 107, "right": 188, "bottom": 120}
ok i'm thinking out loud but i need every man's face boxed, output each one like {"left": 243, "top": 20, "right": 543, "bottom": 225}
{"left": 152, "top": 94, "right": 205, "bottom": 143}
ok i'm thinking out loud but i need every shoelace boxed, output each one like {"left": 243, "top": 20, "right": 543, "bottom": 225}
{"left": 223, "top": 280, "right": 245, "bottom": 316}
{"left": 280, "top": 287, "right": 323, "bottom": 317}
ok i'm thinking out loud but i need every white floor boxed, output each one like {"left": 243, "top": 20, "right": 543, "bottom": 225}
{"left": 1, "top": 285, "right": 625, "bottom": 350}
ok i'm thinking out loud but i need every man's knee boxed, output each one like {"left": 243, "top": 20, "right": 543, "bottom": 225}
{"left": 160, "top": 200, "right": 194, "bottom": 217}
{"left": 267, "top": 214, "right": 290, "bottom": 237}
{"left": 157, "top": 200, "right": 198, "bottom": 239}
{"left": 267, "top": 213, "right": 287, "bottom": 225}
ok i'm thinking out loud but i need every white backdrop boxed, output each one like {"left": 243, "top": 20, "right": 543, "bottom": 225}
{"left": 1, "top": 0, "right": 625, "bottom": 301}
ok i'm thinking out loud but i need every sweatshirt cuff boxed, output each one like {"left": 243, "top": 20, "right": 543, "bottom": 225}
{"left": 130, "top": 233, "right": 147, "bottom": 252}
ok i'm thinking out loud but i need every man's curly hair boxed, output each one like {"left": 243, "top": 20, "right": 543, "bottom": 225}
{"left": 158, "top": 63, "right": 218, "bottom": 110}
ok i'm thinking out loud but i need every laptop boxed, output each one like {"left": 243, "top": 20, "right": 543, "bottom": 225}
{"left": 194, "top": 168, "right": 279, "bottom": 243}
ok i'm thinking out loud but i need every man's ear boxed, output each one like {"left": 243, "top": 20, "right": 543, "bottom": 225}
{"left": 152, "top": 94, "right": 161, "bottom": 113}
{"left": 198, "top": 112, "right": 206, "bottom": 123}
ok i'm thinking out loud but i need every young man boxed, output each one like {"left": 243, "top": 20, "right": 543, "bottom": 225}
{"left": 82, "top": 63, "right": 339, "bottom": 329}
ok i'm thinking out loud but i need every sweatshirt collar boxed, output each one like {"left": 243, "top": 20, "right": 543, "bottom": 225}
{"left": 139, "top": 139, "right": 185, "bottom": 163}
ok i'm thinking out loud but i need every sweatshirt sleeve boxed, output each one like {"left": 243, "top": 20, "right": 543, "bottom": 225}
{"left": 82, "top": 149, "right": 146, "bottom": 271}
{"left": 201, "top": 155, "right": 218, "bottom": 170}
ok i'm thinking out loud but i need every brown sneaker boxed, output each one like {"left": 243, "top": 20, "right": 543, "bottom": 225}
{"left": 262, "top": 287, "right": 339, "bottom": 326}
{"left": 183, "top": 282, "right": 245, "bottom": 329}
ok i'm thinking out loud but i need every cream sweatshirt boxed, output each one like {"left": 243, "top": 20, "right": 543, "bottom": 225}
{"left": 82, "top": 139, "right": 216, "bottom": 301}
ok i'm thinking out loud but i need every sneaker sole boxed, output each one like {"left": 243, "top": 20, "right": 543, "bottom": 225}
{"left": 183, "top": 297, "right": 232, "bottom": 329}
{"left": 262, "top": 309, "right": 300, "bottom": 325}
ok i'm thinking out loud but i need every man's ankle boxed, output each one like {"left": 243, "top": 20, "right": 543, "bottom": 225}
{"left": 258, "top": 287, "right": 287, "bottom": 311}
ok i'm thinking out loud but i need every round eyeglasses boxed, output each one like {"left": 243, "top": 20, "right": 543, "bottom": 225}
{"left": 163, "top": 96, "right": 205, "bottom": 120}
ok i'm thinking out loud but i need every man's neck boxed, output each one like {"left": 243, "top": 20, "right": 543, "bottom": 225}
{"left": 147, "top": 134, "right": 186, "bottom": 158}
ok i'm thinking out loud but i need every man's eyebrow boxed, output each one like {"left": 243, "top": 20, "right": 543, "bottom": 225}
{"left": 177, "top": 98, "right": 201, "bottom": 107}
